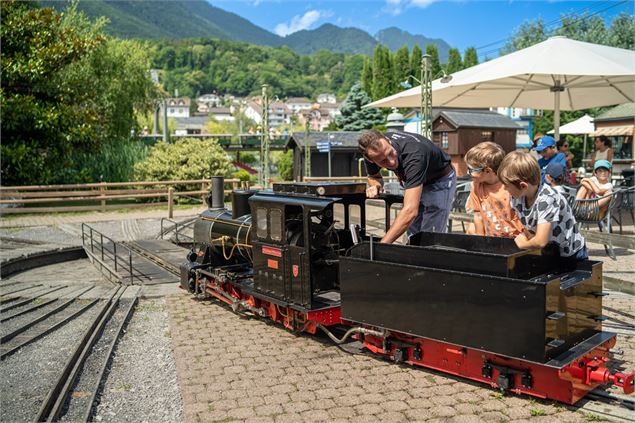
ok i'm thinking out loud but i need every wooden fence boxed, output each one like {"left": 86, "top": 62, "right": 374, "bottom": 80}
{"left": 0, "top": 179, "right": 251, "bottom": 217}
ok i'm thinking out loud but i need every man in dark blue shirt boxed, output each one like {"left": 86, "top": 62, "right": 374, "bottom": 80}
{"left": 358, "top": 130, "right": 457, "bottom": 243}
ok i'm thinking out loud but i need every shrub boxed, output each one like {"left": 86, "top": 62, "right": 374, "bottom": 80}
{"left": 134, "top": 138, "right": 233, "bottom": 186}
{"left": 232, "top": 169, "right": 253, "bottom": 182}
{"left": 64, "top": 138, "right": 149, "bottom": 183}
{"left": 275, "top": 150, "right": 294, "bottom": 181}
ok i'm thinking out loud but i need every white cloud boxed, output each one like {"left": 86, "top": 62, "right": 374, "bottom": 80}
{"left": 275, "top": 10, "right": 323, "bottom": 37}
{"left": 409, "top": 0, "right": 438, "bottom": 8}
{"left": 383, "top": 0, "right": 438, "bottom": 15}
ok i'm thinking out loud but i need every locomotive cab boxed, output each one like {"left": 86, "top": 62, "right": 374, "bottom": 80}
{"left": 249, "top": 182, "right": 367, "bottom": 309}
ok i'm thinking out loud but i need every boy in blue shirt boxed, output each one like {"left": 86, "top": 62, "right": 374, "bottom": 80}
{"left": 535, "top": 136, "right": 567, "bottom": 182}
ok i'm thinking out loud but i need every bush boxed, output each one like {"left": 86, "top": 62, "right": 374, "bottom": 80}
{"left": 275, "top": 150, "right": 294, "bottom": 181}
{"left": 232, "top": 169, "right": 254, "bottom": 182}
{"left": 64, "top": 138, "right": 149, "bottom": 183}
{"left": 134, "top": 138, "right": 234, "bottom": 186}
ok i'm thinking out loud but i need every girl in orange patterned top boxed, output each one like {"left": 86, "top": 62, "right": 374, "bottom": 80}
{"left": 465, "top": 142, "right": 525, "bottom": 238}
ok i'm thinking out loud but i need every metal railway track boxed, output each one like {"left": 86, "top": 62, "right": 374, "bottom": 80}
{"left": 0, "top": 286, "right": 98, "bottom": 359}
{"left": 0, "top": 285, "right": 68, "bottom": 312}
{"left": 122, "top": 240, "right": 180, "bottom": 276}
{"left": 0, "top": 283, "right": 44, "bottom": 299}
{"left": 36, "top": 286, "right": 137, "bottom": 422}
{"left": 1, "top": 245, "right": 140, "bottom": 422}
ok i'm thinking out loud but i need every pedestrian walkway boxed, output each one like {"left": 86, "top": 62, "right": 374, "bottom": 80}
{"left": 166, "top": 289, "right": 634, "bottom": 423}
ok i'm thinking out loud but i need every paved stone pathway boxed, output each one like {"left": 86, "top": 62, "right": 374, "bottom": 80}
{"left": 167, "top": 291, "right": 634, "bottom": 423}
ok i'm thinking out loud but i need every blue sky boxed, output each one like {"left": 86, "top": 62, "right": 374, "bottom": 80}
{"left": 213, "top": 0, "right": 633, "bottom": 58}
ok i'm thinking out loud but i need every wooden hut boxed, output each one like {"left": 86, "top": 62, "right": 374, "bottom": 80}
{"left": 285, "top": 132, "right": 364, "bottom": 181}
{"left": 432, "top": 110, "right": 519, "bottom": 176}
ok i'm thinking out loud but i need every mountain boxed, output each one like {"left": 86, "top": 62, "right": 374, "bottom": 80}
{"left": 44, "top": 0, "right": 283, "bottom": 46}
{"left": 376, "top": 27, "right": 451, "bottom": 61}
{"left": 43, "top": 1, "right": 452, "bottom": 58}
{"left": 283, "top": 24, "right": 378, "bottom": 55}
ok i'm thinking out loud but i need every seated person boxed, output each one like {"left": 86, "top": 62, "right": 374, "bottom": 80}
{"left": 591, "top": 136, "right": 613, "bottom": 167}
{"left": 544, "top": 161, "right": 567, "bottom": 196}
{"left": 576, "top": 159, "right": 613, "bottom": 211}
{"left": 497, "top": 151, "right": 587, "bottom": 260}
{"left": 535, "top": 136, "right": 567, "bottom": 182}
{"left": 464, "top": 142, "right": 524, "bottom": 238}
{"left": 556, "top": 138, "right": 574, "bottom": 169}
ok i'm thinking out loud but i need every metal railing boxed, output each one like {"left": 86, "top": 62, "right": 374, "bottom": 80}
{"left": 160, "top": 217, "right": 195, "bottom": 244}
{"left": 81, "top": 224, "right": 144, "bottom": 284}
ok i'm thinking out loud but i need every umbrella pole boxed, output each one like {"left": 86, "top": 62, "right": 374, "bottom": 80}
{"left": 553, "top": 85, "right": 561, "bottom": 141}
{"left": 583, "top": 134, "right": 587, "bottom": 164}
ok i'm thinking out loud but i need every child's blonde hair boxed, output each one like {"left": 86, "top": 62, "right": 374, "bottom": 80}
{"left": 464, "top": 142, "right": 506, "bottom": 172}
{"left": 497, "top": 151, "right": 541, "bottom": 187}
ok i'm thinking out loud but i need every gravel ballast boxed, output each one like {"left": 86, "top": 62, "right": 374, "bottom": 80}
{"left": 94, "top": 298, "right": 183, "bottom": 423}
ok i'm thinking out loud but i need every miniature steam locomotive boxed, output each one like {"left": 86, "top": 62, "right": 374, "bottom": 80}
{"left": 180, "top": 177, "right": 634, "bottom": 404}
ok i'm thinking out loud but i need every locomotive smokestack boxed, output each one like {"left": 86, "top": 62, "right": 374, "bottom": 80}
{"left": 208, "top": 176, "right": 225, "bottom": 209}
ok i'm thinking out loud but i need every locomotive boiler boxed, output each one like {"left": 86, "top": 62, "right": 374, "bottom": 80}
{"left": 180, "top": 177, "right": 634, "bottom": 404}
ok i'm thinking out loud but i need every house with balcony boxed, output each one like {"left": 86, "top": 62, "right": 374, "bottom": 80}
{"left": 317, "top": 93, "right": 337, "bottom": 104}
{"left": 243, "top": 100, "right": 290, "bottom": 128}
{"left": 286, "top": 97, "right": 312, "bottom": 114}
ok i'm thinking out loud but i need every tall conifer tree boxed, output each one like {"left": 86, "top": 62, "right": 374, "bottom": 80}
{"left": 446, "top": 48, "right": 462, "bottom": 74}
{"left": 410, "top": 44, "right": 423, "bottom": 82}
{"left": 463, "top": 47, "right": 479, "bottom": 69}
{"left": 361, "top": 57, "right": 373, "bottom": 95}
{"left": 425, "top": 44, "right": 441, "bottom": 77}
{"left": 393, "top": 45, "right": 411, "bottom": 88}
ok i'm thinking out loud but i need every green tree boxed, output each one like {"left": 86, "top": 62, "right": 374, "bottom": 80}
{"left": 463, "top": 47, "right": 479, "bottom": 69}
{"left": 410, "top": 44, "right": 423, "bottom": 80}
{"left": 1, "top": 1, "right": 158, "bottom": 185}
{"left": 446, "top": 48, "right": 462, "bottom": 74}
{"left": 335, "top": 83, "right": 384, "bottom": 131}
{"left": 556, "top": 15, "right": 606, "bottom": 45}
{"left": 360, "top": 57, "right": 373, "bottom": 95}
{"left": 393, "top": 45, "right": 411, "bottom": 87}
{"left": 371, "top": 45, "right": 393, "bottom": 100}
{"left": 275, "top": 150, "right": 294, "bottom": 181}
{"left": 607, "top": 12, "right": 635, "bottom": 49}
{"left": 501, "top": 19, "right": 546, "bottom": 55}
{"left": 425, "top": 44, "right": 441, "bottom": 78}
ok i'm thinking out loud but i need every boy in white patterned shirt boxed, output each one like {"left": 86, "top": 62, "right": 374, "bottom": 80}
{"left": 497, "top": 151, "right": 587, "bottom": 259}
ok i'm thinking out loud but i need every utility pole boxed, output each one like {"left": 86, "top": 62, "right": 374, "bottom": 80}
{"left": 162, "top": 98, "right": 169, "bottom": 143}
{"left": 304, "top": 119, "right": 311, "bottom": 180}
{"left": 420, "top": 54, "right": 432, "bottom": 139}
{"left": 261, "top": 84, "right": 270, "bottom": 188}
{"left": 327, "top": 133, "right": 333, "bottom": 178}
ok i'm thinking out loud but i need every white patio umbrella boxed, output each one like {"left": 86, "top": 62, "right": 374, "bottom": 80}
{"left": 548, "top": 114, "right": 595, "bottom": 159}
{"left": 366, "top": 36, "right": 635, "bottom": 140}
{"left": 547, "top": 114, "right": 594, "bottom": 135}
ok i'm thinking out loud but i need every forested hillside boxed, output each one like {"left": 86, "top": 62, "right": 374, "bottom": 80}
{"left": 376, "top": 27, "right": 451, "bottom": 62}
{"left": 283, "top": 24, "right": 378, "bottom": 55}
{"left": 44, "top": 0, "right": 282, "bottom": 46}
{"left": 44, "top": 0, "right": 453, "bottom": 57}
{"left": 149, "top": 38, "right": 367, "bottom": 99}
